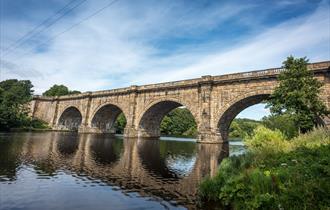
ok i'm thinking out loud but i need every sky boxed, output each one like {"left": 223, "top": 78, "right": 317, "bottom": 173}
{"left": 1, "top": 0, "right": 330, "bottom": 120}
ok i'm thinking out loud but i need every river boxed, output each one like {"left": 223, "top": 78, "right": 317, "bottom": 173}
{"left": 0, "top": 132, "right": 245, "bottom": 210}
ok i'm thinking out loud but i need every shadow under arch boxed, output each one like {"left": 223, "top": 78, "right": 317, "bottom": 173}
{"left": 217, "top": 93, "right": 270, "bottom": 141}
{"left": 58, "top": 106, "right": 82, "bottom": 131}
{"left": 137, "top": 99, "right": 198, "bottom": 138}
{"left": 90, "top": 103, "right": 127, "bottom": 133}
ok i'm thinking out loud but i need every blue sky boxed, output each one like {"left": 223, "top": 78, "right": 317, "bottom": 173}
{"left": 1, "top": 0, "right": 330, "bottom": 120}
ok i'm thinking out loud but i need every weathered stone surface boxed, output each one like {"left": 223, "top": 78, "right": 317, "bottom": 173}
{"left": 30, "top": 61, "right": 330, "bottom": 143}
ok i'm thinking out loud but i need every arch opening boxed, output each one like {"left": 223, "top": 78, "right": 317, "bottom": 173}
{"left": 58, "top": 107, "right": 82, "bottom": 131}
{"left": 218, "top": 94, "right": 270, "bottom": 142}
{"left": 91, "top": 104, "right": 127, "bottom": 134}
{"left": 138, "top": 101, "right": 197, "bottom": 138}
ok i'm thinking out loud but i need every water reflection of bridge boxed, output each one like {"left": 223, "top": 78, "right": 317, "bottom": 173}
{"left": 20, "top": 132, "right": 228, "bottom": 207}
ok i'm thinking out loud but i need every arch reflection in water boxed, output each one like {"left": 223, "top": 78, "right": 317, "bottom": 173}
{"left": 56, "top": 133, "right": 80, "bottom": 157}
{"left": 137, "top": 138, "right": 197, "bottom": 178}
{"left": 0, "top": 132, "right": 228, "bottom": 209}
{"left": 88, "top": 134, "right": 123, "bottom": 166}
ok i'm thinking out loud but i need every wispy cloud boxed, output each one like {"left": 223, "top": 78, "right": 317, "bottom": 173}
{"left": 1, "top": 0, "right": 329, "bottom": 96}
{"left": 132, "top": 2, "right": 330, "bottom": 84}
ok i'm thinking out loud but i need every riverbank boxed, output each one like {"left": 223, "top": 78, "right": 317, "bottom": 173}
{"left": 198, "top": 128, "right": 330, "bottom": 209}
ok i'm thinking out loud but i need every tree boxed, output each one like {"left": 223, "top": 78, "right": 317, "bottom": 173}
{"left": 43, "top": 84, "right": 81, "bottom": 96}
{"left": 114, "top": 113, "right": 127, "bottom": 134}
{"left": 262, "top": 114, "right": 298, "bottom": 139}
{"left": 229, "top": 118, "right": 261, "bottom": 139}
{"left": 0, "top": 79, "right": 34, "bottom": 130}
{"left": 160, "top": 108, "right": 197, "bottom": 137}
{"left": 266, "top": 56, "right": 329, "bottom": 133}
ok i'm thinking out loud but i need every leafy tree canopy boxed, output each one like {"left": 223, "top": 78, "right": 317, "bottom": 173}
{"left": 0, "top": 79, "right": 34, "bottom": 130}
{"left": 262, "top": 114, "right": 298, "bottom": 139}
{"left": 229, "top": 118, "right": 261, "bottom": 139}
{"left": 160, "top": 107, "right": 197, "bottom": 137}
{"left": 266, "top": 56, "right": 329, "bottom": 133}
{"left": 42, "top": 84, "right": 81, "bottom": 97}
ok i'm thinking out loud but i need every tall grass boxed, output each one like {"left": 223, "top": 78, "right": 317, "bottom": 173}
{"left": 199, "top": 127, "right": 330, "bottom": 210}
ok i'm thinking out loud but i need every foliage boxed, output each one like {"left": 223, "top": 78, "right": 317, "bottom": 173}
{"left": 160, "top": 108, "right": 197, "bottom": 137}
{"left": 0, "top": 79, "right": 33, "bottom": 131}
{"left": 244, "top": 126, "right": 289, "bottom": 153}
{"left": 266, "top": 56, "right": 329, "bottom": 133}
{"left": 42, "top": 84, "right": 81, "bottom": 96}
{"left": 291, "top": 128, "right": 330, "bottom": 149}
{"left": 229, "top": 118, "right": 261, "bottom": 139}
{"left": 114, "top": 113, "right": 127, "bottom": 134}
{"left": 199, "top": 128, "right": 330, "bottom": 210}
{"left": 0, "top": 79, "right": 50, "bottom": 131}
{"left": 28, "top": 118, "right": 50, "bottom": 129}
{"left": 262, "top": 114, "right": 298, "bottom": 139}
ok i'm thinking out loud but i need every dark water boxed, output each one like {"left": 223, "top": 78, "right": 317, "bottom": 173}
{"left": 0, "top": 132, "right": 244, "bottom": 210}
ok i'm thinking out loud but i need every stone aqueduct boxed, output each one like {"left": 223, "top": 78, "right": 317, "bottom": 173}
{"left": 30, "top": 61, "right": 330, "bottom": 143}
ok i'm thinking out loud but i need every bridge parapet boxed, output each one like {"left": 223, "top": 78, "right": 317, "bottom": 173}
{"left": 32, "top": 61, "right": 329, "bottom": 101}
{"left": 212, "top": 61, "right": 330, "bottom": 83}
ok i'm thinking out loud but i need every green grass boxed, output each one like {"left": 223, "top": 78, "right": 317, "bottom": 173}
{"left": 199, "top": 127, "right": 330, "bottom": 210}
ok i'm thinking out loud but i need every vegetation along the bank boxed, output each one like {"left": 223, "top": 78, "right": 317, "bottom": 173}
{"left": 0, "top": 82, "right": 78, "bottom": 131}
{"left": 0, "top": 79, "right": 49, "bottom": 131}
{"left": 199, "top": 127, "right": 330, "bottom": 209}
{"left": 199, "top": 56, "right": 330, "bottom": 209}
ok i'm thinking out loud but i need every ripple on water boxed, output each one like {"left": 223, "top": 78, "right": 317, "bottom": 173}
{"left": 0, "top": 132, "right": 245, "bottom": 210}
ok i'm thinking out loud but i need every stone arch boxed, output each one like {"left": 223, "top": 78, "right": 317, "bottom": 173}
{"left": 216, "top": 90, "right": 272, "bottom": 141}
{"left": 58, "top": 106, "right": 83, "bottom": 131}
{"left": 137, "top": 98, "right": 198, "bottom": 138}
{"left": 90, "top": 103, "right": 127, "bottom": 133}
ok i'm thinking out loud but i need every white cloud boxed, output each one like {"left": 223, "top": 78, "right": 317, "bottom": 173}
{"left": 1, "top": 0, "right": 329, "bottom": 97}
{"left": 131, "top": 2, "right": 330, "bottom": 84}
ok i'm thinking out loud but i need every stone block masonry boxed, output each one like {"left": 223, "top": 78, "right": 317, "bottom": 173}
{"left": 30, "top": 61, "right": 330, "bottom": 143}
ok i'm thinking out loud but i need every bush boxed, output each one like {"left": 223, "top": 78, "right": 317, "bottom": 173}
{"left": 199, "top": 128, "right": 330, "bottom": 210}
{"left": 244, "top": 126, "right": 289, "bottom": 153}
{"left": 262, "top": 114, "right": 298, "bottom": 139}
{"left": 29, "top": 118, "right": 50, "bottom": 129}
{"left": 291, "top": 128, "right": 330, "bottom": 149}
{"left": 229, "top": 118, "right": 261, "bottom": 139}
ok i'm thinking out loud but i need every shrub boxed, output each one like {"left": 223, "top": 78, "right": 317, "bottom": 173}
{"left": 29, "top": 118, "right": 50, "bottom": 129}
{"left": 244, "top": 126, "right": 289, "bottom": 153}
{"left": 199, "top": 128, "right": 330, "bottom": 210}
{"left": 291, "top": 128, "right": 330, "bottom": 149}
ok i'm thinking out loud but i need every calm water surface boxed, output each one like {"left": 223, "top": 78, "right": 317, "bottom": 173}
{"left": 0, "top": 132, "right": 244, "bottom": 210}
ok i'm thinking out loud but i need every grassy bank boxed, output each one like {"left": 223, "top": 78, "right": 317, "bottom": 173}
{"left": 199, "top": 127, "right": 330, "bottom": 210}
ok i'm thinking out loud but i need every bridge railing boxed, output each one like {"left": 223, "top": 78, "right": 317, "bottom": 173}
{"left": 212, "top": 61, "right": 329, "bottom": 82}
